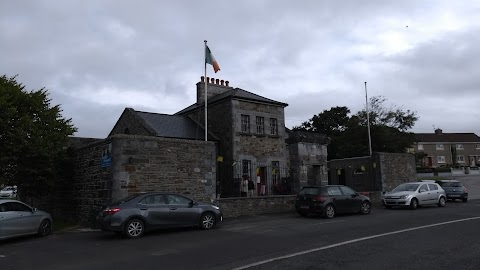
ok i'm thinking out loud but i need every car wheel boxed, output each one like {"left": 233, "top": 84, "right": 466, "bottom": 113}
{"left": 410, "top": 198, "right": 418, "bottom": 210}
{"left": 200, "top": 212, "right": 216, "bottom": 230}
{"left": 361, "top": 201, "right": 371, "bottom": 214}
{"left": 124, "top": 218, "right": 144, "bottom": 239}
{"left": 438, "top": 197, "right": 446, "bottom": 207}
{"left": 38, "top": 219, "right": 52, "bottom": 237}
{"left": 324, "top": 204, "right": 335, "bottom": 219}
{"left": 462, "top": 198, "right": 468, "bottom": 203}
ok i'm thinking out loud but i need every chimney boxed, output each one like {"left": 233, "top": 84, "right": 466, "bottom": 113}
{"left": 435, "top": 128, "right": 443, "bottom": 135}
{"left": 196, "top": 76, "right": 233, "bottom": 104}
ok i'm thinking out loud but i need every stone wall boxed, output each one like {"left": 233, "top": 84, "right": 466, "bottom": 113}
{"left": 374, "top": 152, "right": 416, "bottom": 192}
{"left": 216, "top": 195, "right": 296, "bottom": 218}
{"left": 71, "top": 138, "right": 114, "bottom": 226}
{"left": 111, "top": 135, "right": 217, "bottom": 203}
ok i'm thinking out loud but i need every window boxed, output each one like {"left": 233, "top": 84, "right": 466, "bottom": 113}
{"left": 242, "top": 160, "right": 251, "bottom": 178}
{"left": 436, "top": 144, "right": 444, "bottom": 150}
{"left": 269, "top": 118, "right": 278, "bottom": 135}
{"left": 419, "top": 184, "right": 428, "bottom": 192}
{"left": 241, "top": 115, "right": 250, "bottom": 133}
{"left": 456, "top": 144, "right": 464, "bottom": 150}
{"left": 339, "top": 186, "right": 357, "bottom": 196}
{"left": 5, "top": 202, "right": 31, "bottom": 212}
{"left": 327, "top": 186, "right": 343, "bottom": 196}
{"left": 476, "top": 144, "right": 480, "bottom": 149}
{"left": 418, "top": 144, "right": 424, "bottom": 150}
{"left": 272, "top": 161, "right": 280, "bottom": 185}
{"left": 165, "top": 195, "right": 192, "bottom": 205}
{"left": 456, "top": 155, "right": 465, "bottom": 163}
{"left": 256, "top": 116, "right": 264, "bottom": 134}
{"left": 428, "top": 184, "right": 438, "bottom": 191}
{"left": 437, "top": 156, "right": 446, "bottom": 163}
{"left": 140, "top": 195, "right": 165, "bottom": 205}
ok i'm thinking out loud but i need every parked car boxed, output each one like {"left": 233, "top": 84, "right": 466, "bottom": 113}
{"left": 0, "top": 186, "right": 17, "bottom": 198}
{"left": 435, "top": 180, "right": 468, "bottom": 202}
{"left": 0, "top": 200, "right": 52, "bottom": 240}
{"left": 295, "top": 185, "right": 371, "bottom": 219}
{"left": 382, "top": 182, "right": 446, "bottom": 209}
{"left": 96, "top": 192, "right": 223, "bottom": 238}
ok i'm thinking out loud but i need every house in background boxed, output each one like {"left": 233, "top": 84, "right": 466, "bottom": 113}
{"left": 411, "top": 128, "right": 480, "bottom": 167}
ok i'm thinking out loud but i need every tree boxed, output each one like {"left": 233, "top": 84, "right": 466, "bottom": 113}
{"left": 0, "top": 75, "right": 77, "bottom": 197}
{"left": 293, "top": 96, "right": 418, "bottom": 159}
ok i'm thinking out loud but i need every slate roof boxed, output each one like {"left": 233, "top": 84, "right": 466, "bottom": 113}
{"left": 415, "top": 133, "right": 480, "bottom": 143}
{"left": 133, "top": 110, "right": 215, "bottom": 140}
{"left": 176, "top": 87, "right": 288, "bottom": 115}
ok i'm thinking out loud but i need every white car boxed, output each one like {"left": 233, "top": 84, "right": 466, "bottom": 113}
{"left": 382, "top": 182, "right": 447, "bottom": 209}
{"left": 0, "top": 186, "right": 17, "bottom": 198}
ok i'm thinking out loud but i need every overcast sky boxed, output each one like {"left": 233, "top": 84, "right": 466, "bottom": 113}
{"left": 1, "top": 0, "right": 480, "bottom": 138}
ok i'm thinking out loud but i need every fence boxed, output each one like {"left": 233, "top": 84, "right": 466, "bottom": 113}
{"left": 217, "top": 162, "right": 295, "bottom": 198}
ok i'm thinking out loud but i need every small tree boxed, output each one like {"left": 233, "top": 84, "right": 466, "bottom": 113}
{"left": 0, "top": 75, "right": 77, "bottom": 198}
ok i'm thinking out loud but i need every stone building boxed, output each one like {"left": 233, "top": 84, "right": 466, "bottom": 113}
{"left": 68, "top": 77, "right": 329, "bottom": 225}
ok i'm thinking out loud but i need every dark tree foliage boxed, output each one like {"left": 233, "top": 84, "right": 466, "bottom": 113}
{"left": 293, "top": 96, "right": 418, "bottom": 159}
{"left": 0, "top": 75, "right": 77, "bottom": 198}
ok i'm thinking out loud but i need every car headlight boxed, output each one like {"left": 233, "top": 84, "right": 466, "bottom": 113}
{"left": 211, "top": 205, "right": 220, "bottom": 210}
{"left": 399, "top": 195, "right": 410, "bottom": 199}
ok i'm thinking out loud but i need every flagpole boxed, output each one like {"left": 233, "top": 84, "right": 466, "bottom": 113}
{"left": 204, "top": 40, "right": 208, "bottom": 142}
{"left": 365, "top": 82, "right": 372, "bottom": 156}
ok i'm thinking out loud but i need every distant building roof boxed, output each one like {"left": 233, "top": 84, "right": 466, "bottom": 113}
{"left": 415, "top": 133, "right": 480, "bottom": 143}
{"left": 133, "top": 110, "right": 216, "bottom": 140}
{"left": 176, "top": 87, "right": 288, "bottom": 115}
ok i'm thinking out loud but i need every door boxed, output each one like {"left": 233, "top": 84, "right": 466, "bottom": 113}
{"left": 339, "top": 186, "right": 363, "bottom": 212}
{"left": 138, "top": 194, "right": 170, "bottom": 228}
{"left": 3, "top": 202, "right": 39, "bottom": 235}
{"left": 327, "top": 186, "right": 349, "bottom": 213}
{"left": 165, "top": 194, "right": 199, "bottom": 226}
{"left": 0, "top": 202, "right": 18, "bottom": 238}
{"left": 417, "top": 184, "right": 430, "bottom": 205}
{"left": 471, "top": 157, "right": 475, "bottom": 167}
{"left": 428, "top": 184, "right": 441, "bottom": 203}
{"left": 426, "top": 157, "right": 433, "bottom": 167}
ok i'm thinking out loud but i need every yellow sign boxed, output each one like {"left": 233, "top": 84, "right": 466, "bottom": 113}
{"left": 217, "top": 156, "right": 224, "bottom": 162}
{"left": 361, "top": 165, "right": 365, "bottom": 171}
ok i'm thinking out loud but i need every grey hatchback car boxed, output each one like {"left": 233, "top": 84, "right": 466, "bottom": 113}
{"left": 0, "top": 200, "right": 52, "bottom": 240}
{"left": 96, "top": 192, "right": 223, "bottom": 238}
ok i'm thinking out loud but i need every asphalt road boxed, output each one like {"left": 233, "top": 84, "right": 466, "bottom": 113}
{"left": 1, "top": 198, "right": 480, "bottom": 270}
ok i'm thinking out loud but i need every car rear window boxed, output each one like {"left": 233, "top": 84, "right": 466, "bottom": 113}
{"left": 110, "top": 194, "right": 142, "bottom": 206}
{"left": 439, "top": 182, "right": 463, "bottom": 187}
{"left": 299, "top": 187, "right": 327, "bottom": 195}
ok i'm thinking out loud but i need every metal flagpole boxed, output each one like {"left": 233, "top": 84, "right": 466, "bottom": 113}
{"left": 204, "top": 40, "right": 208, "bottom": 141}
{"left": 365, "top": 82, "right": 373, "bottom": 156}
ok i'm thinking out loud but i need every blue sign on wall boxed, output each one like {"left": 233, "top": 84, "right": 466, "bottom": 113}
{"left": 101, "top": 143, "right": 112, "bottom": 168}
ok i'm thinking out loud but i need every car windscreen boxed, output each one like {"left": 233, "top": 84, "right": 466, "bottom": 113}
{"left": 393, "top": 183, "right": 420, "bottom": 192}
{"left": 439, "top": 182, "right": 462, "bottom": 187}
{"left": 110, "top": 194, "right": 142, "bottom": 206}
{"left": 299, "top": 187, "right": 327, "bottom": 195}
{"left": 2, "top": 187, "right": 14, "bottom": 191}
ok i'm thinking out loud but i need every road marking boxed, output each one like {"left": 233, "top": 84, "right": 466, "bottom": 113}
{"left": 231, "top": 216, "right": 480, "bottom": 270}
{"left": 151, "top": 249, "right": 178, "bottom": 256}
{"left": 0, "top": 255, "right": 5, "bottom": 258}
{"left": 220, "top": 225, "right": 259, "bottom": 232}
{"left": 309, "top": 220, "right": 345, "bottom": 226}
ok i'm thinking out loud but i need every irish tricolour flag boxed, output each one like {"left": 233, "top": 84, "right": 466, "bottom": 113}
{"left": 205, "top": 45, "right": 220, "bottom": 73}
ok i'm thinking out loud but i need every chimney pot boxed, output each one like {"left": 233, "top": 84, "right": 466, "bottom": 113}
{"left": 221, "top": 80, "right": 224, "bottom": 86}
{"left": 206, "top": 77, "right": 210, "bottom": 83}
{"left": 211, "top": 78, "right": 215, "bottom": 83}
{"left": 215, "top": 79, "right": 220, "bottom": 85}
{"left": 201, "top": 76, "right": 205, "bottom": 82}
{"left": 225, "top": 81, "right": 229, "bottom": 87}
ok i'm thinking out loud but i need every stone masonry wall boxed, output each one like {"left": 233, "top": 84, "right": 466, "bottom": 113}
{"left": 216, "top": 195, "right": 296, "bottom": 218}
{"left": 111, "top": 135, "right": 217, "bottom": 203}
{"left": 375, "top": 152, "right": 416, "bottom": 192}
{"left": 72, "top": 138, "right": 114, "bottom": 226}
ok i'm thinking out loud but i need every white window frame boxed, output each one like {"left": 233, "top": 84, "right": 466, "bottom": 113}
{"left": 417, "top": 144, "right": 424, "bottom": 150}
{"left": 476, "top": 144, "right": 480, "bottom": 150}
{"left": 436, "top": 144, "right": 444, "bottom": 150}
{"left": 456, "top": 144, "right": 464, "bottom": 150}
{"left": 437, "top": 156, "right": 445, "bottom": 164}
{"left": 456, "top": 155, "right": 465, "bottom": 163}
{"left": 241, "top": 114, "right": 250, "bottom": 133}
{"left": 256, "top": 116, "right": 265, "bottom": 134}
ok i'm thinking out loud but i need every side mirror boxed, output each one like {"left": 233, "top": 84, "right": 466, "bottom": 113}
{"left": 351, "top": 193, "right": 359, "bottom": 198}
{"left": 32, "top": 208, "right": 37, "bottom": 212}
{"left": 189, "top": 201, "right": 196, "bottom": 207}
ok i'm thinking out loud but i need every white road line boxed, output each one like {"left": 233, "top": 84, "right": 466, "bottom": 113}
{"left": 0, "top": 255, "right": 5, "bottom": 258}
{"left": 231, "top": 216, "right": 480, "bottom": 270}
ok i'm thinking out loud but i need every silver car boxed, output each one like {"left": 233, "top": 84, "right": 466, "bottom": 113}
{"left": 0, "top": 200, "right": 53, "bottom": 240}
{"left": 382, "top": 182, "right": 447, "bottom": 209}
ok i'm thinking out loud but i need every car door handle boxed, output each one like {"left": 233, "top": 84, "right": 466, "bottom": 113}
{"left": 169, "top": 207, "right": 177, "bottom": 210}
